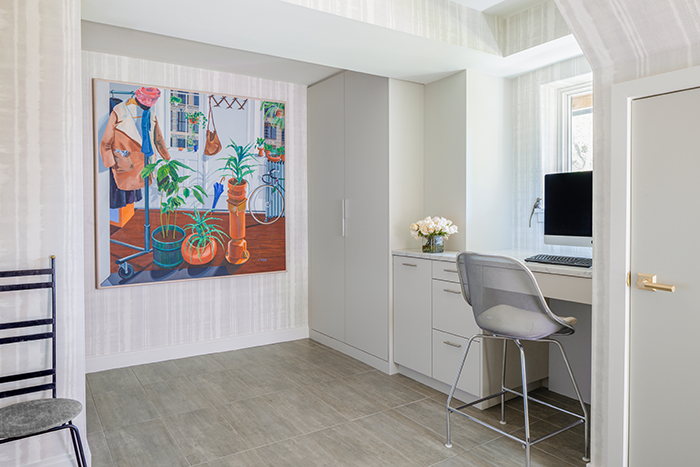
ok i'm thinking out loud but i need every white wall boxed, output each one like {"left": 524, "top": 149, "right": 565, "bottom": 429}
{"left": 424, "top": 71, "right": 468, "bottom": 251}
{"left": 0, "top": 1, "right": 86, "bottom": 466}
{"left": 465, "top": 69, "right": 512, "bottom": 251}
{"left": 82, "top": 52, "right": 308, "bottom": 371}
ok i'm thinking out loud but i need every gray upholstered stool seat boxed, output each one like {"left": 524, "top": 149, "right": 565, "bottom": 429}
{"left": 0, "top": 398, "right": 83, "bottom": 439}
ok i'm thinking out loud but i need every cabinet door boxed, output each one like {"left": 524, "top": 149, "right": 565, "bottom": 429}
{"left": 393, "top": 257, "right": 432, "bottom": 375}
{"left": 343, "top": 72, "right": 390, "bottom": 360}
{"left": 432, "top": 279, "right": 480, "bottom": 339}
{"left": 308, "top": 73, "right": 345, "bottom": 342}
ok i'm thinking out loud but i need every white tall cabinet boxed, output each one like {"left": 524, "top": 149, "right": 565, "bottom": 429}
{"left": 308, "top": 71, "right": 423, "bottom": 371}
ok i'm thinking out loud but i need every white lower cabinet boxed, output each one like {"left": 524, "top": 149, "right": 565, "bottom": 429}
{"left": 393, "top": 252, "right": 549, "bottom": 408}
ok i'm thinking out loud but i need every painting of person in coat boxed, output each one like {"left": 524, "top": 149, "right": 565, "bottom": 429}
{"left": 99, "top": 87, "right": 170, "bottom": 190}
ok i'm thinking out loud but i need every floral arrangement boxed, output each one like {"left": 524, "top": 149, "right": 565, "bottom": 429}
{"left": 410, "top": 216, "right": 458, "bottom": 239}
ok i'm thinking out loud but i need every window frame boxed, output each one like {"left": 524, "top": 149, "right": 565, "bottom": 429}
{"left": 558, "top": 82, "right": 593, "bottom": 172}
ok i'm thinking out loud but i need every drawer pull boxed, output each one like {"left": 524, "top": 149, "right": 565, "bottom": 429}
{"left": 443, "top": 289, "right": 462, "bottom": 295}
{"left": 402, "top": 263, "right": 418, "bottom": 267}
{"left": 443, "top": 340, "right": 462, "bottom": 348}
{"left": 444, "top": 269, "right": 458, "bottom": 274}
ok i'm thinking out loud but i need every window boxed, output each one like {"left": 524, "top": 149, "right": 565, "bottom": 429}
{"left": 169, "top": 90, "right": 203, "bottom": 152}
{"left": 560, "top": 84, "right": 593, "bottom": 172}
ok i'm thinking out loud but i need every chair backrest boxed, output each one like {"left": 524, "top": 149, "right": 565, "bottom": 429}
{"left": 456, "top": 252, "right": 574, "bottom": 339}
{"left": 0, "top": 256, "right": 57, "bottom": 400}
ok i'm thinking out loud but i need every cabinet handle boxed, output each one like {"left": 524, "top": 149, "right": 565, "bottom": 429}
{"left": 443, "top": 289, "right": 461, "bottom": 295}
{"left": 402, "top": 263, "right": 417, "bottom": 267}
{"left": 443, "top": 341, "right": 462, "bottom": 348}
{"left": 444, "top": 269, "right": 458, "bottom": 274}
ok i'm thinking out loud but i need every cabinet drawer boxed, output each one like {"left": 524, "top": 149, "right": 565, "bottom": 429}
{"left": 432, "top": 260, "right": 460, "bottom": 283}
{"left": 432, "top": 330, "right": 480, "bottom": 397}
{"left": 432, "top": 280, "right": 480, "bottom": 338}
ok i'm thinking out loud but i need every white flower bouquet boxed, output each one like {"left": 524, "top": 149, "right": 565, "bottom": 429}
{"left": 410, "top": 216, "right": 458, "bottom": 240}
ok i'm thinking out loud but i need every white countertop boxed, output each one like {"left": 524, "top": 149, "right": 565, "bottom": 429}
{"left": 392, "top": 248, "right": 592, "bottom": 279}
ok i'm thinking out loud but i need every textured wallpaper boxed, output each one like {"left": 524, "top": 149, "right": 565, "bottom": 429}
{"left": 81, "top": 52, "right": 308, "bottom": 362}
{"left": 554, "top": 1, "right": 700, "bottom": 465}
{"left": 0, "top": 0, "right": 86, "bottom": 465}
{"left": 499, "top": 0, "right": 571, "bottom": 57}
{"left": 511, "top": 56, "right": 591, "bottom": 253}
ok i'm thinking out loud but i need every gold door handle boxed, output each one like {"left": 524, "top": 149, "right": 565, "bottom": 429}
{"left": 636, "top": 273, "right": 676, "bottom": 292}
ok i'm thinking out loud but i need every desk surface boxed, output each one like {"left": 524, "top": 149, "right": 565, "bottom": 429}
{"left": 392, "top": 248, "right": 592, "bottom": 279}
{"left": 393, "top": 249, "right": 592, "bottom": 304}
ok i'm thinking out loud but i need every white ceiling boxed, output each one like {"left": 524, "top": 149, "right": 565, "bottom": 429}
{"left": 81, "top": 0, "right": 581, "bottom": 86}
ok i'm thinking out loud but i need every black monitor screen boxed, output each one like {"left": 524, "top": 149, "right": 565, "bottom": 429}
{"left": 544, "top": 171, "right": 593, "bottom": 238}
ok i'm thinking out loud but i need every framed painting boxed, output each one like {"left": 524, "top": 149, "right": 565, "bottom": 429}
{"left": 92, "top": 79, "right": 286, "bottom": 288}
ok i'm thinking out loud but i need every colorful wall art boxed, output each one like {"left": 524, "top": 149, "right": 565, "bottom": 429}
{"left": 92, "top": 79, "right": 286, "bottom": 287}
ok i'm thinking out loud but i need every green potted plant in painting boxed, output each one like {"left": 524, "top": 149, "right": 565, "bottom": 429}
{"left": 218, "top": 140, "right": 256, "bottom": 264}
{"left": 256, "top": 137, "right": 266, "bottom": 157}
{"left": 185, "top": 111, "right": 207, "bottom": 151}
{"left": 141, "top": 159, "right": 207, "bottom": 268}
{"left": 260, "top": 101, "right": 285, "bottom": 131}
{"left": 181, "top": 207, "right": 229, "bottom": 265}
{"left": 267, "top": 145, "right": 284, "bottom": 163}
{"left": 263, "top": 142, "right": 273, "bottom": 158}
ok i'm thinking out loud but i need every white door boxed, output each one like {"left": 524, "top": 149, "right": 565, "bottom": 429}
{"left": 629, "top": 87, "right": 700, "bottom": 465}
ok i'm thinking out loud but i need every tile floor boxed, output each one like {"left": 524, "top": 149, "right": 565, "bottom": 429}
{"left": 86, "top": 339, "right": 589, "bottom": 467}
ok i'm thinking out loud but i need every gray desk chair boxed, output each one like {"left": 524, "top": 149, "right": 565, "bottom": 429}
{"left": 0, "top": 257, "right": 87, "bottom": 467}
{"left": 445, "top": 252, "right": 589, "bottom": 466}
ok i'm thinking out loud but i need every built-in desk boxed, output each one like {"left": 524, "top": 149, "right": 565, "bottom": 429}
{"left": 392, "top": 249, "right": 592, "bottom": 407}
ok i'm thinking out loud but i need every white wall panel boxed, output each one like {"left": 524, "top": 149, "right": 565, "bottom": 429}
{"left": 81, "top": 52, "right": 308, "bottom": 365}
{"left": 0, "top": 0, "right": 86, "bottom": 465}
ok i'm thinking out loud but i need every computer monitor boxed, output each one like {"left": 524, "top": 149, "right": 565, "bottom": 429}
{"left": 544, "top": 171, "right": 593, "bottom": 247}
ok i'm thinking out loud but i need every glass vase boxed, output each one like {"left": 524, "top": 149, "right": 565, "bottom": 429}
{"left": 422, "top": 235, "right": 444, "bottom": 253}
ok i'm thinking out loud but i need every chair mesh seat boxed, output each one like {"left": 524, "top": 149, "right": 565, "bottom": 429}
{"left": 0, "top": 398, "right": 82, "bottom": 439}
{"left": 477, "top": 304, "right": 572, "bottom": 339}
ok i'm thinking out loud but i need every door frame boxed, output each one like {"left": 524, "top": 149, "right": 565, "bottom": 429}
{"left": 609, "top": 64, "right": 700, "bottom": 467}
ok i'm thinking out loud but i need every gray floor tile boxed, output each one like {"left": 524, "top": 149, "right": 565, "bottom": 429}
{"left": 131, "top": 360, "right": 185, "bottom": 385}
{"left": 511, "top": 420, "right": 588, "bottom": 466}
{"left": 92, "top": 386, "right": 160, "bottom": 430}
{"left": 305, "top": 378, "right": 391, "bottom": 420}
{"left": 86, "top": 385, "right": 103, "bottom": 434}
{"left": 86, "top": 431, "right": 114, "bottom": 467}
{"left": 105, "top": 419, "right": 188, "bottom": 467}
{"left": 469, "top": 436, "right": 579, "bottom": 467}
{"left": 211, "top": 348, "right": 265, "bottom": 372}
{"left": 347, "top": 371, "right": 427, "bottom": 407}
{"left": 142, "top": 378, "right": 213, "bottom": 417}
{"left": 307, "top": 422, "right": 420, "bottom": 467}
{"left": 189, "top": 370, "right": 257, "bottom": 406}
{"left": 233, "top": 363, "right": 299, "bottom": 395}
{"left": 353, "top": 410, "right": 460, "bottom": 467}
{"left": 254, "top": 436, "right": 342, "bottom": 467}
{"left": 201, "top": 450, "right": 267, "bottom": 467}
{"left": 298, "top": 349, "right": 373, "bottom": 379}
{"left": 86, "top": 368, "right": 140, "bottom": 395}
{"left": 163, "top": 407, "right": 250, "bottom": 465}
{"left": 386, "top": 373, "right": 443, "bottom": 398}
{"left": 394, "top": 398, "right": 500, "bottom": 450}
{"left": 217, "top": 396, "right": 302, "bottom": 448}
{"left": 431, "top": 451, "right": 500, "bottom": 467}
{"left": 432, "top": 393, "right": 531, "bottom": 431}
{"left": 262, "top": 387, "right": 348, "bottom": 434}
{"left": 173, "top": 354, "right": 225, "bottom": 376}
{"left": 268, "top": 356, "right": 338, "bottom": 386}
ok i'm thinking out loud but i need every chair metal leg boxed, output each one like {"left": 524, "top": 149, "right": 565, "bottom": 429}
{"left": 514, "top": 340, "right": 531, "bottom": 467}
{"left": 445, "top": 335, "right": 477, "bottom": 448}
{"left": 67, "top": 424, "right": 87, "bottom": 467}
{"left": 500, "top": 339, "right": 508, "bottom": 425}
{"left": 550, "top": 339, "right": 590, "bottom": 462}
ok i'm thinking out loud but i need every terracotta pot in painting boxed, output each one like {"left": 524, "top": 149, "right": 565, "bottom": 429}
{"left": 226, "top": 179, "right": 250, "bottom": 264}
{"left": 181, "top": 234, "right": 217, "bottom": 265}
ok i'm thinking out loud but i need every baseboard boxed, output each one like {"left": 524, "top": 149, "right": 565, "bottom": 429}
{"left": 86, "top": 327, "right": 310, "bottom": 373}
{"left": 309, "top": 330, "right": 398, "bottom": 375}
